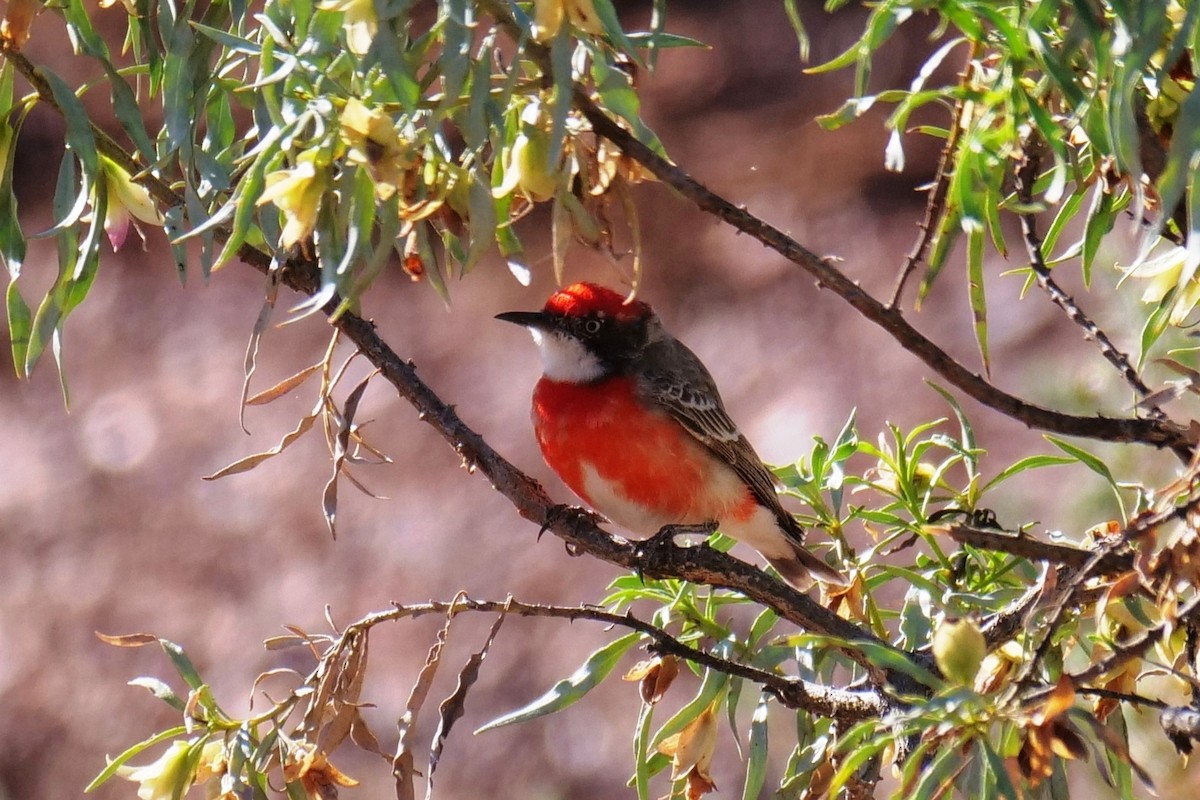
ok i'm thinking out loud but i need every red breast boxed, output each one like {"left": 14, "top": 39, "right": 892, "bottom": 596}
{"left": 532, "top": 375, "right": 758, "bottom": 534}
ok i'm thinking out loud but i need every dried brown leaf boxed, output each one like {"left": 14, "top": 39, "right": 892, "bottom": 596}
{"left": 323, "top": 369, "right": 379, "bottom": 539}
{"left": 95, "top": 631, "right": 158, "bottom": 647}
{"left": 204, "top": 409, "right": 319, "bottom": 480}
{"left": 426, "top": 612, "right": 507, "bottom": 800}
{"left": 247, "top": 363, "right": 323, "bottom": 406}
{"left": 238, "top": 271, "right": 281, "bottom": 434}
{"left": 395, "top": 612, "right": 456, "bottom": 800}
{"left": 349, "top": 709, "right": 386, "bottom": 758}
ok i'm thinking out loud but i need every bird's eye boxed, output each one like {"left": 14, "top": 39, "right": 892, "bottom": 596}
{"left": 584, "top": 319, "right": 602, "bottom": 334}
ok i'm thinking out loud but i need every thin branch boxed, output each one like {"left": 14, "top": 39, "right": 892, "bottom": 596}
{"left": 943, "top": 523, "right": 1135, "bottom": 575}
{"left": 1014, "top": 490, "right": 1200, "bottom": 689}
{"left": 340, "top": 597, "right": 885, "bottom": 721}
{"left": 568, "top": 91, "right": 1187, "bottom": 450}
{"left": 1016, "top": 590, "right": 1200, "bottom": 699}
{"left": 1012, "top": 153, "right": 1191, "bottom": 465}
{"left": 1074, "top": 685, "right": 1170, "bottom": 711}
{"left": 888, "top": 43, "right": 978, "bottom": 308}
{"left": 0, "top": 45, "right": 927, "bottom": 699}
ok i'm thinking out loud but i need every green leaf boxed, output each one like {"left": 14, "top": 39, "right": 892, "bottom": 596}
{"left": 6, "top": 283, "right": 31, "bottom": 375}
{"left": 210, "top": 146, "right": 281, "bottom": 269}
{"left": 1042, "top": 190, "right": 1085, "bottom": 259}
{"left": 159, "top": 638, "right": 206, "bottom": 690}
{"left": 85, "top": 726, "right": 189, "bottom": 792}
{"left": 437, "top": 0, "right": 471, "bottom": 114}
{"left": 590, "top": 0, "right": 641, "bottom": 64}
{"left": 1081, "top": 188, "right": 1124, "bottom": 283}
{"left": 40, "top": 68, "right": 98, "bottom": 178}
{"left": 625, "top": 30, "right": 708, "bottom": 50}
{"left": 981, "top": 454, "right": 1074, "bottom": 494}
{"left": 128, "top": 676, "right": 187, "bottom": 711}
{"left": 475, "top": 632, "right": 640, "bottom": 732}
{"left": 1044, "top": 435, "right": 1127, "bottom": 521}
{"left": 979, "top": 739, "right": 1020, "bottom": 800}
{"left": 63, "top": 0, "right": 111, "bottom": 59}
{"left": 546, "top": 24, "right": 573, "bottom": 175}
{"left": 966, "top": 223, "right": 989, "bottom": 375}
{"left": 649, "top": 658, "right": 729, "bottom": 749}
{"left": 782, "top": 0, "right": 810, "bottom": 61}
{"left": 740, "top": 695, "right": 769, "bottom": 800}
{"left": 463, "top": 169, "right": 497, "bottom": 272}
{"left": 919, "top": 200, "right": 963, "bottom": 305}
{"left": 632, "top": 703, "right": 654, "bottom": 800}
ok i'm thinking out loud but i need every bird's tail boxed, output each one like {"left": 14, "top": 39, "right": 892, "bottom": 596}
{"left": 766, "top": 541, "right": 847, "bottom": 589}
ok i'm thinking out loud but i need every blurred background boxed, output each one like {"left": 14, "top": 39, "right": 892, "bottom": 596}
{"left": 1, "top": 1, "right": 1190, "bottom": 797}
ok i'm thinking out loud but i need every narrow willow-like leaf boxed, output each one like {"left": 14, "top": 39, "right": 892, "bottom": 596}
{"left": 632, "top": 702, "right": 654, "bottom": 800}
{"left": 475, "top": 632, "right": 640, "bottom": 732}
{"left": 1044, "top": 435, "right": 1127, "bottom": 522}
{"left": 84, "top": 726, "right": 189, "bottom": 792}
{"left": 966, "top": 224, "right": 989, "bottom": 375}
{"left": 463, "top": 169, "right": 497, "bottom": 272}
{"left": 782, "top": 0, "right": 810, "bottom": 60}
{"left": 918, "top": 199, "right": 963, "bottom": 306}
{"left": 740, "top": 695, "right": 769, "bottom": 800}
{"left": 980, "top": 454, "right": 1075, "bottom": 493}
{"left": 978, "top": 740, "right": 1021, "bottom": 800}
{"left": 41, "top": 69, "right": 98, "bottom": 178}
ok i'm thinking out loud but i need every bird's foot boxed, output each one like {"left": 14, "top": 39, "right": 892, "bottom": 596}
{"left": 540, "top": 504, "right": 606, "bottom": 543}
{"left": 636, "top": 521, "right": 719, "bottom": 558}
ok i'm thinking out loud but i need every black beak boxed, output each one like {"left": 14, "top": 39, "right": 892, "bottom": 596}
{"left": 495, "top": 310, "right": 555, "bottom": 329}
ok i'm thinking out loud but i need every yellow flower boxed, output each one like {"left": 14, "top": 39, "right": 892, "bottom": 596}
{"left": 1122, "top": 244, "right": 1200, "bottom": 326}
{"left": 257, "top": 152, "right": 327, "bottom": 248}
{"left": 340, "top": 98, "right": 415, "bottom": 200}
{"left": 100, "top": 155, "right": 163, "bottom": 251}
{"left": 493, "top": 101, "right": 560, "bottom": 202}
{"left": 318, "top": 0, "right": 375, "bottom": 55}
{"left": 283, "top": 743, "right": 359, "bottom": 799}
{"left": 115, "top": 740, "right": 197, "bottom": 800}
{"left": 97, "top": 0, "right": 137, "bottom": 16}
{"left": 530, "top": 0, "right": 603, "bottom": 41}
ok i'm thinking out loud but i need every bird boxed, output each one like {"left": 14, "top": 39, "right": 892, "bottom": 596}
{"left": 497, "top": 282, "right": 845, "bottom": 588}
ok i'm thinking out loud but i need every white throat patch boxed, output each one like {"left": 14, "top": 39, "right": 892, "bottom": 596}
{"left": 530, "top": 328, "right": 605, "bottom": 383}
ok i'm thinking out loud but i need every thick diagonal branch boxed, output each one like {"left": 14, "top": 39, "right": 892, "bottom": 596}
{"left": 0, "top": 45, "right": 925, "bottom": 699}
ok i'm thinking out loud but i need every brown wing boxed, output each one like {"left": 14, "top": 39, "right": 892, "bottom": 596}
{"left": 634, "top": 332, "right": 802, "bottom": 541}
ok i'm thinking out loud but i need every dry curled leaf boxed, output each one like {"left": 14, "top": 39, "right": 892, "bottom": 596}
{"left": 95, "top": 631, "right": 158, "bottom": 647}
{"left": 1017, "top": 677, "right": 1087, "bottom": 787}
{"left": 623, "top": 655, "right": 679, "bottom": 705}
{"left": 657, "top": 701, "right": 719, "bottom": 799}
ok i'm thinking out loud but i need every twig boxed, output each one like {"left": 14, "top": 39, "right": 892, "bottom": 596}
{"left": 343, "top": 597, "right": 885, "bottom": 721}
{"left": 1013, "top": 491, "right": 1200, "bottom": 689}
{"left": 1016, "top": 590, "right": 1200, "bottom": 699}
{"left": 1012, "top": 153, "right": 1191, "bottom": 465}
{"left": 1074, "top": 686, "right": 1170, "bottom": 710}
{"left": 888, "top": 43, "right": 978, "bottom": 308}
{"left": 942, "top": 524, "right": 1135, "bottom": 574}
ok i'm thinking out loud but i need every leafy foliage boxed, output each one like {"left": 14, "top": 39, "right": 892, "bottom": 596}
{"left": 4, "top": 0, "right": 1200, "bottom": 797}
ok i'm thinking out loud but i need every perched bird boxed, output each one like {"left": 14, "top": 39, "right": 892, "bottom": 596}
{"left": 497, "top": 282, "right": 844, "bottom": 588}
